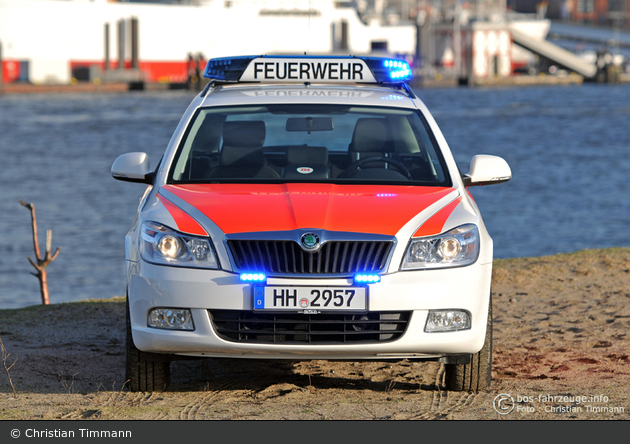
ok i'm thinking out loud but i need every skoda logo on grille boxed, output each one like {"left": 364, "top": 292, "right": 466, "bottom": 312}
{"left": 300, "top": 232, "right": 321, "bottom": 252}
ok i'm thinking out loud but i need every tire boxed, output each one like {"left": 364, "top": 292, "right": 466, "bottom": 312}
{"left": 444, "top": 297, "right": 492, "bottom": 392}
{"left": 125, "top": 298, "right": 171, "bottom": 392}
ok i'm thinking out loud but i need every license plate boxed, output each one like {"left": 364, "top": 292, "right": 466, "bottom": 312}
{"left": 252, "top": 286, "right": 367, "bottom": 312}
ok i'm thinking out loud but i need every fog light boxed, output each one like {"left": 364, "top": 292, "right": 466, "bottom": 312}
{"left": 148, "top": 308, "right": 194, "bottom": 331}
{"left": 425, "top": 309, "right": 471, "bottom": 332}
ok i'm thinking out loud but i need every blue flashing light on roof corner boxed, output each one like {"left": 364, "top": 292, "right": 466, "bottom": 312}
{"left": 362, "top": 57, "right": 412, "bottom": 82}
{"left": 203, "top": 55, "right": 412, "bottom": 84}
{"left": 203, "top": 56, "right": 257, "bottom": 81}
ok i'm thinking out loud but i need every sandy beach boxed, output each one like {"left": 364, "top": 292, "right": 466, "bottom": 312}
{"left": 0, "top": 247, "right": 628, "bottom": 420}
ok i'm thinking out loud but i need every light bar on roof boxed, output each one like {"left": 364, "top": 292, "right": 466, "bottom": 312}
{"left": 203, "top": 55, "right": 412, "bottom": 84}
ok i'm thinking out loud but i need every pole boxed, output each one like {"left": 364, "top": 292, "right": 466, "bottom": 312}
{"left": 467, "top": 37, "right": 475, "bottom": 86}
{"left": 415, "top": 21, "right": 421, "bottom": 64}
{"left": 118, "top": 19, "right": 126, "bottom": 70}
{"left": 340, "top": 20, "right": 348, "bottom": 51}
{"left": 454, "top": 3, "right": 461, "bottom": 80}
{"left": 104, "top": 23, "right": 110, "bottom": 72}
{"left": 131, "top": 17, "right": 139, "bottom": 70}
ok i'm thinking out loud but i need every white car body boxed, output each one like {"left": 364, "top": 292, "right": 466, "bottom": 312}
{"left": 112, "top": 56, "right": 511, "bottom": 391}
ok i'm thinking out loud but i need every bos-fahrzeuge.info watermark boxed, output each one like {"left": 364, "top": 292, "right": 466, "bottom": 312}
{"left": 493, "top": 393, "right": 626, "bottom": 416}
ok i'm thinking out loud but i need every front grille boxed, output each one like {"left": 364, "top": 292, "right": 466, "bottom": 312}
{"left": 227, "top": 240, "right": 393, "bottom": 275}
{"left": 209, "top": 310, "right": 411, "bottom": 344}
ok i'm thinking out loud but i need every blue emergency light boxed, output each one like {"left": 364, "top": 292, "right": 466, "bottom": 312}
{"left": 240, "top": 272, "right": 267, "bottom": 282}
{"left": 363, "top": 57, "right": 412, "bottom": 81}
{"left": 204, "top": 56, "right": 256, "bottom": 81}
{"left": 354, "top": 274, "right": 381, "bottom": 284}
{"left": 203, "top": 55, "right": 412, "bottom": 84}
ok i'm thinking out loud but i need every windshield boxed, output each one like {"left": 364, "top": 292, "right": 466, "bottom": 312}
{"left": 168, "top": 104, "right": 451, "bottom": 186}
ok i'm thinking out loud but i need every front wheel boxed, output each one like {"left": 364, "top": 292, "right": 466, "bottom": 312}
{"left": 444, "top": 297, "right": 492, "bottom": 392}
{"left": 125, "top": 298, "right": 171, "bottom": 392}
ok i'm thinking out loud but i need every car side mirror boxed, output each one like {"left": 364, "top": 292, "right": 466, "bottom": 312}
{"left": 463, "top": 155, "right": 511, "bottom": 187}
{"left": 111, "top": 152, "right": 153, "bottom": 184}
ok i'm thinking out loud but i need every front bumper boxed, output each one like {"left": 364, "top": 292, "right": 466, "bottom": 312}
{"left": 127, "top": 259, "right": 492, "bottom": 360}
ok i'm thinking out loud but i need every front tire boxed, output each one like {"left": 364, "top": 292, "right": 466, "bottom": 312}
{"left": 444, "top": 297, "right": 492, "bottom": 392}
{"left": 125, "top": 298, "right": 171, "bottom": 392}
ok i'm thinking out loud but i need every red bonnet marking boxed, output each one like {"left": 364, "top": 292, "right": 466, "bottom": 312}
{"left": 157, "top": 194, "right": 208, "bottom": 236}
{"left": 413, "top": 196, "right": 462, "bottom": 237}
{"left": 161, "top": 184, "right": 456, "bottom": 236}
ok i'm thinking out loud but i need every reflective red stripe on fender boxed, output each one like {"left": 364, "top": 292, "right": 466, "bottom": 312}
{"left": 412, "top": 196, "right": 462, "bottom": 237}
{"left": 161, "top": 184, "right": 455, "bottom": 236}
{"left": 157, "top": 194, "right": 208, "bottom": 236}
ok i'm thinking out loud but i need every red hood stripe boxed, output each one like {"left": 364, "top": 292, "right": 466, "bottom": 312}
{"left": 413, "top": 196, "right": 462, "bottom": 237}
{"left": 162, "top": 184, "right": 455, "bottom": 236}
{"left": 157, "top": 194, "right": 208, "bottom": 236}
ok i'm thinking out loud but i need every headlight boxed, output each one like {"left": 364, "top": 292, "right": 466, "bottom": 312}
{"left": 401, "top": 224, "right": 479, "bottom": 270}
{"left": 141, "top": 221, "right": 219, "bottom": 269}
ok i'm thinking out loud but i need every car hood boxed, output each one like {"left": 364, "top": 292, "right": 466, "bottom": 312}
{"left": 158, "top": 183, "right": 458, "bottom": 237}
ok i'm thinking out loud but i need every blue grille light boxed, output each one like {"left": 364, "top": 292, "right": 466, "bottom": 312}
{"left": 354, "top": 274, "right": 381, "bottom": 284}
{"left": 240, "top": 272, "right": 267, "bottom": 282}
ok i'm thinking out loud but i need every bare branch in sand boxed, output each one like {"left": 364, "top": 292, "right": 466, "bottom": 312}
{"left": 19, "top": 199, "right": 60, "bottom": 305}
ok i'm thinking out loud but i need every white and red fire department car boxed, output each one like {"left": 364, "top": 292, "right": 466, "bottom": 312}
{"left": 111, "top": 55, "right": 511, "bottom": 392}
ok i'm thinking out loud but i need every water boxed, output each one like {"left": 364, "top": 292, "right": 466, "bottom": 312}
{"left": 418, "top": 83, "right": 630, "bottom": 261}
{"left": 1, "top": 84, "right": 629, "bottom": 308}
{"left": 0, "top": 91, "right": 195, "bottom": 309}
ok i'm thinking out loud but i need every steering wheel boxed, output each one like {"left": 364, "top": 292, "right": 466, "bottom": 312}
{"left": 339, "top": 156, "right": 412, "bottom": 180}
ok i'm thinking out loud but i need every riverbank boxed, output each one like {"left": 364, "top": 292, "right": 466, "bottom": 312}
{"left": 0, "top": 247, "right": 628, "bottom": 420}
{"left": 0, "top": 81, "right": 190, "bottom": 94}
{"left": 3, "top": 71, "right": 630, "bottom": 95}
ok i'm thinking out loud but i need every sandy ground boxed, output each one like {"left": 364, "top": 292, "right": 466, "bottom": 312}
{"left": 0, "top": 248, "right": 629, "bottom": 420}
